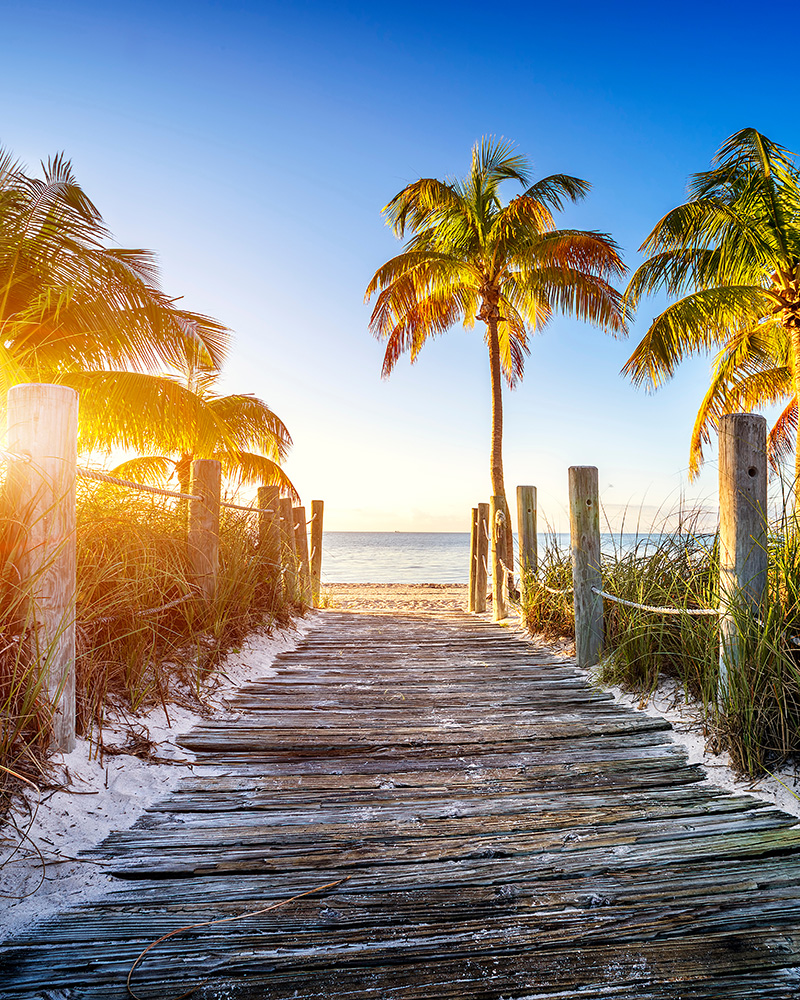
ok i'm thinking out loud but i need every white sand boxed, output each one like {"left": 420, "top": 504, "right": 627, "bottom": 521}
{"left": 0, "top": 618, "right": 314, "bottom": 943}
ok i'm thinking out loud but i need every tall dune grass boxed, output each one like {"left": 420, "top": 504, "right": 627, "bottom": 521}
{"left": 521, "top": 509, "right": 800, "bottom": 777}
{"left": 1, "top": 480, "right": 302, "bottom": 806}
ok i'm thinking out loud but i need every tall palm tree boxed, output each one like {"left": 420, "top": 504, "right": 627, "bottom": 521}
{"left": 366, "top": 137, "right": 627, "bottom": 561}
{"left": 623, "top": 128, "right": 800, "bottom": 489}
{"left": 0, "top": 147, "right": 229, "bottom": 454}
{"left": 105, "top": 345, "right": 298, "bottom": 499}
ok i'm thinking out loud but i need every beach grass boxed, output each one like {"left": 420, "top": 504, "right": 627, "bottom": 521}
{"left": 520, "top": 508, "right": 800, "bottom": 777}
{"left": 0, "top": 480, "right": 302, "bottom": 802}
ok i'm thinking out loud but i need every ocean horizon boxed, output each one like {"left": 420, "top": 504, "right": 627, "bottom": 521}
{"left": 320, "top": 530, "right": 668, "bottom": 585}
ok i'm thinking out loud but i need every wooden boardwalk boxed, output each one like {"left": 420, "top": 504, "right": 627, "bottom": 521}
{"left": 3, "top": 607, "right": 800, "bottom": 998}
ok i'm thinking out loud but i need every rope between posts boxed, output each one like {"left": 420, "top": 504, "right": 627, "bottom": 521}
{"left": 88, "top": 591, "right": 198, "bottom": 626}
{"left": 78, "top": 467, "right": 202, "bottom": 501}
{"left": 219, "top": 499, "right": 277, "bottom": 514}
{"left": 78, "top": 467, "right": 281, "bottom": 514}
{"left": 591, "top": 586, "right": 721, "bottom": 616}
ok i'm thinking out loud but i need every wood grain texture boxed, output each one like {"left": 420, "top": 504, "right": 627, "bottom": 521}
{"left": 188, "top": 459, "right": 221, "bottom": 601}
{"left": 6, "top": 383, "right": 78, "bottom": 751}
{"left": 2, "top": 609, "right": 800, "bottom": 998}
{"left": 718, "top": 413, "right": 768, "bottom": 695}
{"left": 310, "top": 501, "right": 324, "bottom": 607}
{"left": 569, "top": 466, "right": 603, "bottom": 668}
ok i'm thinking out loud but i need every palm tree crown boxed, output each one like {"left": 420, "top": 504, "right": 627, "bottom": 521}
{"left": 366, "top": 137, "right": 627, "bottom": 525}
{"left": 623, "top": 127, "right": 800, "bottom": 484}
{"left": 0, "top": 148, "right": 229, "bottom": 454}
{"left": 108, "top": 344, "right": 297, "bottom": 499}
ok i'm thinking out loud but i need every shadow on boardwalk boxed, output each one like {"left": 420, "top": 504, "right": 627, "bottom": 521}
{"left": 2, "top": 608, "right": 800, "bottom": 998}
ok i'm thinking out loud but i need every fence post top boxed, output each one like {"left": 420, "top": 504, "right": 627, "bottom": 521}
{"left": 719, "top": 412, "right": 767, "bottom": 430}
{"left": 7, "top": 383, "right": 79, "bottom": 403}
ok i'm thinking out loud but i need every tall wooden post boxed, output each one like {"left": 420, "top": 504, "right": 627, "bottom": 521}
{"left": 188, "top": 459, "right": 221, "bottom": 602}
{"left": 293, "top": 506, "right": 312, "bottom": 605}
{"left": 490, "top": 495, "right": 509, "bottom": 621}
{"left": 516, "top": 485, "right": 538, "bottom": 601}
{"left": 257, "top": 485, "right": 281, "bottom": 572}
{"left": 7, "top": 384, "right": 78, "bottom": 752}
{"left": 310, "top": 500, "right": 324, "bottom": 607}
{"left": 475, "top": 502, "right": 489, "bottom": 613}
{"left": 718, "top": 413, "right": 768, "bottom": 699}
{"left": 278, "top": 497, "right": 298, "bottom": 597}
{"left": 569, "top": 466, "right": 602, "bottom": 668}
{"left": 468, "top": 507, "right": 479, "bottom": 612}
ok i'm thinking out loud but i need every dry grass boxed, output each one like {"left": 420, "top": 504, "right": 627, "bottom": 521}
{"left": 0, "top": 480, "right": 302, "bottom": 805}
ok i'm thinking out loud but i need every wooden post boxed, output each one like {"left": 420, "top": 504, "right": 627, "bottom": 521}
{"left": 257, "top": 485, "right": 281, "bottom": 573}
{"left": 516, "top": 485, "right": 537, "bottom": 601}
{"left": 293, "top": 506, "right": 312, "bottom": 605}
{"left": 278, "top": 497, "right": 298, "bottom": 597}
{"left": 310, "top": 500, "right": 324, "bottom": 607}
{"left": 468, "top": 507, "right": 479, "bottom": 612}
{"left": 475, "top": 502, "right": 489, "bottom": 613}
{"left": 490, "top": 495, "right": 509, "bottom": 621}
{"left": 7, "top": 384, "right": 78, "bottom": 752}
{"left": 188, "top": 459, "right": 221, "bottom": 601}
{"left": 569, "top": 466, "right": 602, "bottom": 668}
{"left": 718, "top": 413, "right": 768, "bottom": 699}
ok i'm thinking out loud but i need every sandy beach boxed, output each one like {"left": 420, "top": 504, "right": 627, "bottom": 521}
{"left": 323, "top": 582, "right": 469, "bottom": 612}
{"left": 2, "top": 586, "right": 799, "bottom": 946}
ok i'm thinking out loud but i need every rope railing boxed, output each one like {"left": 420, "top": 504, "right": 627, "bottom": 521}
{"left": 77, "top": 467, "right": 202, "bottom": 501}
{"left": 77, "top": 466, "right": 283, "bottom": 514}
{"left": 591, "top": 586, "right": 721, "bottom": 617}
{"left": 88, "top": 591, "right": 199, "bottom": 626}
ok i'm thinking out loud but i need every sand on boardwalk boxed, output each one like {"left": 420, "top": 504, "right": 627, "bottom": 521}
{"left": 323, "top": 582, "right": 468, "bottom": 612}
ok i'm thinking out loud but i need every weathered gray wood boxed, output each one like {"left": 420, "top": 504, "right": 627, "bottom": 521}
{"left": 718, "top": 413, "right": 768, "bottom": 699}
{"left": 6, "top": 383, "right": 78, "bottom": 752}
{"left": 257, "top": 484, "right": 281, "bottom": 572}
{"left": 293, "top": 506, "right": 312, "bottom": 605}
{"left": 490, "top": 495, "right": 509, "bottom": 620}
{"left": 475, "top": 502, "right": 489, "bottom": 613}
{"left": 468, "top": 507, "right": 479, "bottom": 612}
{"left": 516, "top": 485, "right": 537, "bottom": 600}
{"left": 569, "top": 466, "right": 602, "bottom": 667}
{"left": 310, "top": 500, "right": 324, "bottom": 607}
{"left": 5, "top": 608, "right": 800, "bottom": 998}
{"left": 279, "top": 497, "right": 298, "bottom": 598}
{"left": 187, "top": 459, "right": 221, "bottom": 601}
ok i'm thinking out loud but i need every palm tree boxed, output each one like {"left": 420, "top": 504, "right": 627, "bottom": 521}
{"left": 623, "top": 127, "right": 800, "bottom": 490}
{"left": 365, "top": 137, "right": 627, "bottom": 565}
{"left": 104, "top": 345, "right": 298, "bottom": 500}
{"left": 0, "top": 148, "right": 229, "bottom": 454}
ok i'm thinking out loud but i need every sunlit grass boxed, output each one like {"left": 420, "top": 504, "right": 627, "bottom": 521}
{"left": 0, "top": 480, "right": 302, "bottom": 805}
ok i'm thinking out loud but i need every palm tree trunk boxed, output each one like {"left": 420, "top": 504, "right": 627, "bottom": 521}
{"left": 486, "top": 317, "right": 515, "bottom": 593}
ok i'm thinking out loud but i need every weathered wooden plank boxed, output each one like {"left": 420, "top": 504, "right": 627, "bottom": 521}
{"left": 3, "top": 606, "right": 800, "bottom": 999}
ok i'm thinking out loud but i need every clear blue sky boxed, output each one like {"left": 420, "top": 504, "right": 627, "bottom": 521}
{"left": 2, "top": 0, "right": 795, "bottom": 530}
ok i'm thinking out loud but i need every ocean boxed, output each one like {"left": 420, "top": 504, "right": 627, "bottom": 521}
{"left": 320, "top": 532, "right": 659, "bottom": 584}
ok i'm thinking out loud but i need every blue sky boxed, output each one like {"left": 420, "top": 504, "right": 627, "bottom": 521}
{"left": 2, "top": 0, "right": 796, "bottom": 529}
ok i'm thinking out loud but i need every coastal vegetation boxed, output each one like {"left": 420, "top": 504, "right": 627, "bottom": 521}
{"left": 366, "top": 137, "right": 627, "bottom": 567}
{"left": 624, "top": 127, "right": 800, "bottom": 491}
{"left": 0, "top": 149, "right": 300, "bottom": 798}
{"left": 521, "top": 507, "right": 800, "bottom": 778}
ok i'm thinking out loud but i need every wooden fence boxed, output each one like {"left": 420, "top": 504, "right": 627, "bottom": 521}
{"left": 469, "top": 413, "right": 769, "bottom": 689}
{"left": 2, "top": 383, "right": 324, "bottom": 753}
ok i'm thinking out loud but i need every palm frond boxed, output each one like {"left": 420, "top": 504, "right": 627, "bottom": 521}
{"left": 522, "top": 174, "right": 591, "bottom": 212}
{"left": 623, "top": 286, "right": 772, "bottom": 388}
